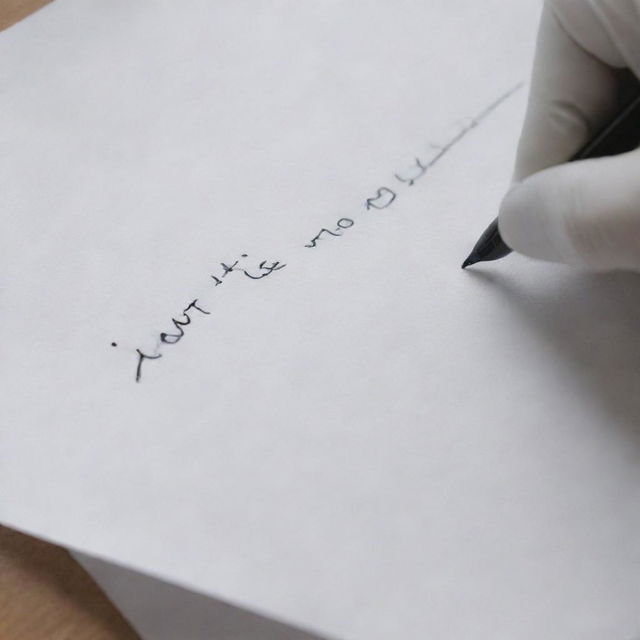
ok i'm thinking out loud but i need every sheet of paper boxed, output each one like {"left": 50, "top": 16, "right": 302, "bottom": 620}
{"left": 3, "top": 1, "right": 640, "bottom": 638}
{"left": 73, "top": 550, "right": 326, "bottom": 640}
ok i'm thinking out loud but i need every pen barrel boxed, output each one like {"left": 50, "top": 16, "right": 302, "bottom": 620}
{"left": 571, "top": 93, "right": 640, "bottom": 161}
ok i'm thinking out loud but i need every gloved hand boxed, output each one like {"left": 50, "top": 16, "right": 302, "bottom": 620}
{"left": 498, "top": 0, "right": 640, "bottom": 271}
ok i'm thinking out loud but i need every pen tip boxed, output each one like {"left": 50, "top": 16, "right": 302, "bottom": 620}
{"left": 461, "top": 257, "right": 475, "bottom": 269}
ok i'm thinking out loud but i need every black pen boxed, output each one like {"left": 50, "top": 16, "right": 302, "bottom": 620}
{"left": 462, "top": 78, "right": 640, "bottom": 269}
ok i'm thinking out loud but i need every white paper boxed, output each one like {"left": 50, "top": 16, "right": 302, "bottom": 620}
{"left": 74, "top": 550, "right": 326, "bottom": 640}
{"left": 3, "top": 2, "right": 640, "bottom": 638}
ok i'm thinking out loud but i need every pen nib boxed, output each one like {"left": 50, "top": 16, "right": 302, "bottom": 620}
{"left": 461, "top": 257, "right": 475, "bottom": 269}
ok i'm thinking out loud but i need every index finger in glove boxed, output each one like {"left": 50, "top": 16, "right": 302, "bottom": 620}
{"left": 513, "top": 0, "right": 628, "bottom": 181}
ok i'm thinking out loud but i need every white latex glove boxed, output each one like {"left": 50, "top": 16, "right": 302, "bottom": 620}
{"left": 498, "top": 0, "right": 640, "bottom": 271}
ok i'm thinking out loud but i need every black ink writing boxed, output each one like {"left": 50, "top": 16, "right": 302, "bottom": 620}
{"left": 220, "top": 261, "right": 239, "bottom": 277}
{"left": 160, "top": 299, "right": 210, "bottom": 344}
{"left": 394, "top": 158, "right": 427, "bottom": 186}
{"left": 129, "top": 85, "right": 522, "bottom": 381}
{"left": 135, "top": 349, "right": 162, "bottom": 383}
{"left": 135, "top": 258, "right": 284, "bottom": 381}
{"left": 365, "top": 187, "right": 396, "bottom": 210}
{"left": 305, "top": 228, "right": 341, "bottom": 248}
{"left": 305, "top": 219, "right": 355, "bottom": 249}
{"left": 243, "top": 261, "right": 286, "bottom": 280}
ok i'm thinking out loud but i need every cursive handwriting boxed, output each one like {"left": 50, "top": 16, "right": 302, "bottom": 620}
{"left": 133, "top": 255, "right": 286, "bottom": 381}
{"left": 303, "top": 83, "right": 522, "bottom": 250}
{"left": 123, "top": 84, "right": 522, "bottom": 381}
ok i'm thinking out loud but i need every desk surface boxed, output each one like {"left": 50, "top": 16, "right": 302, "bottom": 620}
{"left": 0, "top": 526, "right": 139, "bottom": 639}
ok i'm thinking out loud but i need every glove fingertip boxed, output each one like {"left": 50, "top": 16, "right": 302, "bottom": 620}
{"left": 499, "top": 180, "right": 556, "bottom": 262}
